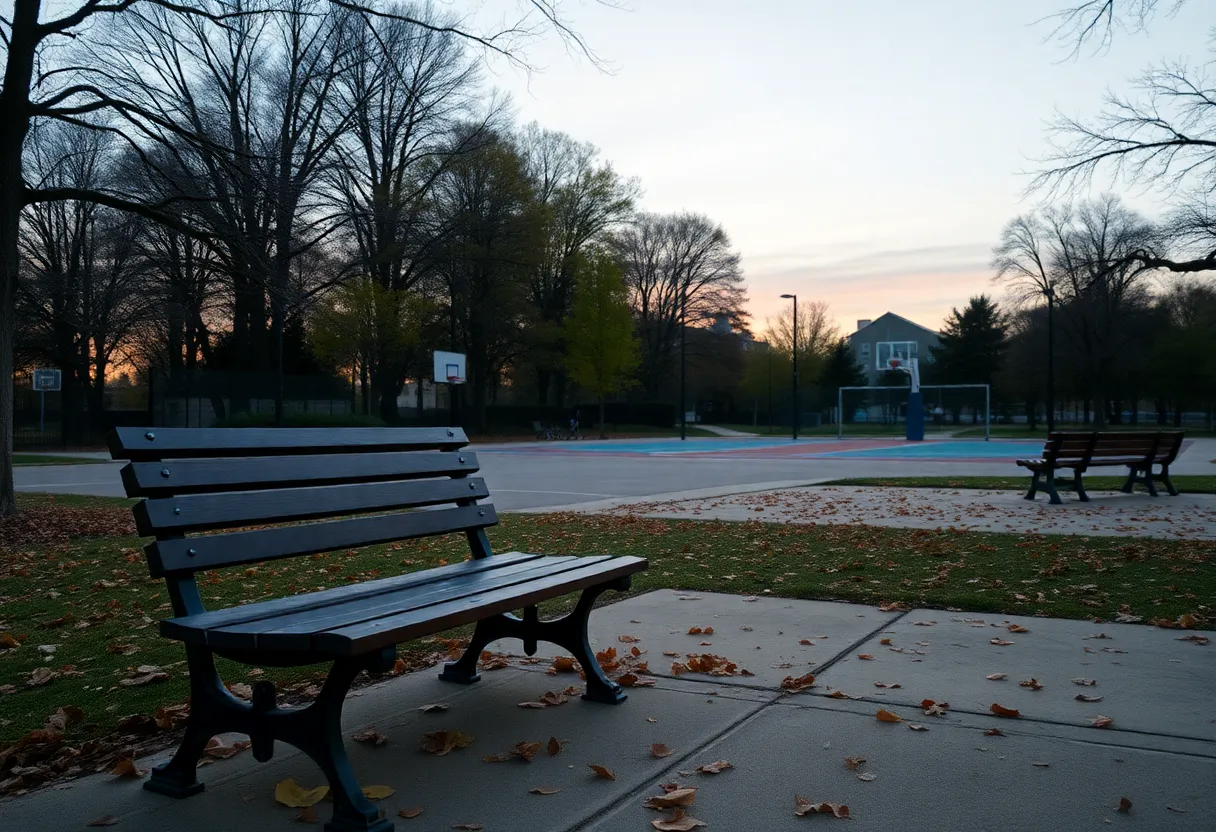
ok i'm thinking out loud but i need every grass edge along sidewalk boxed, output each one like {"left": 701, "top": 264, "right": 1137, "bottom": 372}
{"left": 823, "top": 475, "right": 1216, "bottom": 493}
{"left": 0, "top": 492, "right": 1210, "bottom": 787}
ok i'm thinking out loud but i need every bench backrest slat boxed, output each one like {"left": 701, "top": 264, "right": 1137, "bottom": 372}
{"left": 110, "top": 426, "right": 468, "bottom": 460}
{"left": 146, "top": 504, "right": 497, "bottom": 577}
{"left": 1043, "top": 431, "right": 1184, "bottom": 465}
{"left": 134, "top": 477, "right": 490, "bottom": 536}
{"left": 121, "top": 451, "right": 479, "bottom": 497}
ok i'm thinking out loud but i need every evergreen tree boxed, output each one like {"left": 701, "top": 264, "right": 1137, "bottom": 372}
{"left": 929, "top": 295, "right": 1008, "bottom": 386}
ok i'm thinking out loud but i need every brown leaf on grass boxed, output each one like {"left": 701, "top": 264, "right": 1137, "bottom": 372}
{"left": 1071, "top": 678, "right": 1097, "bottom": 686}
{"left": 418, "top": 703, "right": 449, "bottom": 713}
{"left": 391, "top": 657, "right": 408, "bottom": 676}
{"left": 588, "top": 764, "right": 616, "bottom": 780}
{"left": 989, "top": 638, "right": 1014, "bottom": 647}
{"left": 651, "top": 743, "right": 674, "bottom": 758}
{"left": 794, "top": 796, "right": 850, "bottom": 818}
{"left": 1075, "top": 694, "right": 1104, "bottom": 702}
{"left": 1116, "top": 797, "right": 1132, "bottom": 813}
{"left": 876, "top": 709, "right": 902, "bottom": 723}
{"left": 984, "top": 728, "right": 1005, "bottom": 737}
{"left": 857, "top": 653, "right": 874, "bottom": 660}
{"left": 294, "top": 806, "right": 319, "bottom": 824}
{"left": 651, "top": 810, "right": 707, "bottom": 831}
{"left": 351, "top": 729, "right": 389, "bottom": 747}
{"left": 154, "top": 703, "right": 190, "bottom": 730}
{"left": 644, "top": 787, "right": 698, "bottom": 810}
{"left": 1019, "top": 679, "right": 1044, "bottom": 691}
{"left": 118, "top": 666, "right": 169, "bottom": 687}
{"left": 27, "top": 667, "right": 57, "bottom": 686}
{"left": 45, "top": 705, "right": 84, "bottom": 731}
{"left": 0, "top": 633, "right": 19, "bottom": 650}
{"left": 619, "top": 635, "right": 641, "bottom": 643}
{"left": 990, "top": 704, "right": 1020, "bottom": 718}
{"left": 1089, "top": 715, "right": 1114, "bottom": 728}
{"left": 986, "top": 673, "right": 1007, "bottom": 681}
{"left": 843, "top": 756, "right": 866, "bottom": 771}
{"left": 86, "top": 817, "right": 120, "bottom": 827}
{"left": 397, "top": 808, "right": 423, "bottom": 819}
{"left": 529, "top": 787, "right": 560, "bottom": 795}
{"left": 227, "top": 683, "right": 253, "bottom": 700}
{"left": 109, "top": 757, "right": 146, "bottom": 778}
{"left": 781, "top": 672, "right": 816, "bottom": 693}
{"left": 274, "top": 779, "right": 329, "bottom": 808}
{"left": 547, "top": 736, "right": 565, "bottom": 757}
{"left": 874, "top": 682, "right": 901, "bottom": 689}
{"left": 695, "top": 760, "right": 733, "bottom": 774}
{"left": 420, "top": 730, "right": 474, "bottom": 756}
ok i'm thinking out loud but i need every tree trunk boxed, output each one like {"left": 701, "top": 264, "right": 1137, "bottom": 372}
{"left": 0, "top": 0, "right": 41, "bottom": 515}
{"left": 598, "top": 394, "right": 606, "bottom": 439}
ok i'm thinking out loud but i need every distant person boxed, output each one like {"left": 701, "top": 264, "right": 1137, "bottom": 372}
{"left": 933, "top": 405, "right": 944, "bottom": 427}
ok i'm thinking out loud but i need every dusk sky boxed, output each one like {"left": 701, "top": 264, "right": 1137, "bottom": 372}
{"left": 490, "top": 0, "right": 1212, "bottom": 335}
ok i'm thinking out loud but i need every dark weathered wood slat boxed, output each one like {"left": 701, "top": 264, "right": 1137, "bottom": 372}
{"left": 161, "top": 552, "right": 541, "bottom": 643}
{"left": 205, "top": 556, "right": 597, "bottom": 651}
{"left": 136, "top": 478, "right": 489, "bottom": 535}
{"left": 121, "top": 451, "right": 480, "bottom": 497}
{"left": 109, "top": 426, "right": 468, "bottom": 461}
{"left": 317, "top": 556, "right": 649, "bottom": 655}
{"left": 147, "top": 504, "right": 497, "bottom": 576}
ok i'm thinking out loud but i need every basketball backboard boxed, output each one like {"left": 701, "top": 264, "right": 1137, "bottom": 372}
{"left": 32, "top": 368, "right": 62, "bottom": 391}
{"left": 432, "top": 350, "right": 466, "bottom": 384}
{"left": 875, "top": 341, "right": 917, "bottom": 372}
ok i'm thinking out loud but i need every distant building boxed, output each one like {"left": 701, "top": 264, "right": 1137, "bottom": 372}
{"left": 847, "top": 312, "right": 941, "bottom": 386}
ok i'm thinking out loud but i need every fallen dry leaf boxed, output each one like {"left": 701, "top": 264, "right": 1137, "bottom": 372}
{"left": 984, "top": 728, "right": 1006, "bottom": 737}
{"left": 989, "top": 638, "right": 1014, "bottom": 647}
{"left": 517, "top": 701, "right": 548, "bottom": 709}
{"left": 1089, "top": 715, "right": 1114, "bottom": 729}
{"left": 529, "top": 786, "right": 560, "bottom": 795}
{"left": 547, "top": 736, "right": 564, "bottom": 757}
{"left": 420, "top": 730, "right": 474, "bottom": 756}
{"left": 799, "top": 639, "right": 814, "bottom": 645}
{"left": 589, "top": 764, "right": 616, "bottom": 780}
{"left": 1071, "top": 678, "right": 1097, "bottom": 686}
{"left": 1116, "top": 797, "right": 1132, "bottom": 813}
{"left": 651, "top": 743, "right": 674, "bottom": 759}
{"left": 1075, "top": 694, "right": 1104, "bottom": 703}
{"left": 203, "top": 737, "right": 250, "bottom": 759}
{"left": 857, "top": 653, "right": 874, "bottom": 660}
{"left": 794, "top": 796, "right": 850, "bottom": 818}
{"left": 294, "top": 806, "right": 319, "bottom": 824}
{"left": 874, "top": 682, "right": 901, "bottom": 689}
{"left": 695, "top": 759, "right": 733, "bottom": 774}
{"left": 110, "top": 757, "right": 146, "bottom": 779}
{"left": 27, "top": 667, "right": 57, "bottom": 686}
{"left": 362, "top": 785, "right": 393, "bottom": 800}
{"left": 643, "top": 787, "right": 698, "bottom": 809}
{"left": 397, "top": 807, "right": 424, "bottom": 819}
{"left": 780, "top": 672, "right": 816, "bottom": 693}
{"left": 986, "top": 673, "right": 1007, "bottom": 681}
{"left": 119, "top": 666, "right": 169, "bottom": 687}
{"left": 1019, "top": 679, "right": 1044, "bottom": 691}
{"left": 1177, "top": 635, "right": 1209, "bottom": 645}
{"left": 844, "top": 756, "right": 866, "bottom": 771}
{"left": 351, "top": 729, "right": 389, "bottom": 747}
{"left": 879, "top": 637, "right": 893, "bottom": 646}
{"left": 650, "top": 810, "right": 707, "bottom": 831}
{"left": 549, "top": 656, "right": 577, "bottom": 674}
{"left": 687, "top": 627, "right": 703, "bottom": 635}
{"left": 1007, "top": 624, "right": 1029, "bottom": 633}
{"left": 990, "top": 704, "right": 1020, "bottom": 718}
{"left": 619, "top": 635, "right": 641, "bottom": 643}
{"left": 275, "top": 779, "right": 329, "bottom": 808}
{"left": 827, "top": 690, "right": 860, "bottom": 699}
{"left": 857, "top": 773, "right": 876, "bottom": 782}
{"left": 875, "top": 708, "right": 902, "bottom": 723}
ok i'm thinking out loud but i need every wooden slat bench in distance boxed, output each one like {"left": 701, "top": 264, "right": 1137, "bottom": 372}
{"left": 1015, "top": 430, "right": 1184, "bottom": 504}
{"left": 108, "top": 426, "right": 647, "bottom": 832}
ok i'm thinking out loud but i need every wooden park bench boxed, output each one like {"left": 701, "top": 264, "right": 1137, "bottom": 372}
{"left": 108, "top": 427, "right": 647, "bottom": 832}
{"left": 1016, "top": 430, "right": 1184, "bottom": 505}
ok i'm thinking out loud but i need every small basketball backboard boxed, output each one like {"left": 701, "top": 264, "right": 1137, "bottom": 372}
{"left": 32, "top": 368, "right": 62, "bottom": 391}
{"left": 875, "top": 341, "right": 917, "bottom": 372}
{"left": 432, "top": 350, "right": 466, "bottom": 384}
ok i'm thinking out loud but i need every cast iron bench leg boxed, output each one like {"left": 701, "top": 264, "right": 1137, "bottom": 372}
{"left": 147, "top": 646, "right": 392, "bottom": 832}
{"left": 1073, "top": 470, "right": 1089, "bottom": 502}
{"left": 440, "top": 577, "right": 633, "bottom": 704}
{"left": 1159, "top": 465, "right": 1178, "bottom": 496}
{"left": 1121, "top": 467, "right": 1137, "bottom": 494}
{"left": 1024, "top": 470, "right": 1041, "bottom": 501}
{"left": 1044, "top": 470, "right": 1062, "bottom": 505}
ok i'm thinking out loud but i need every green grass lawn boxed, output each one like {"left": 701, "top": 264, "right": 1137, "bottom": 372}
{"left": 2, "top": 492, "right": 1211, "bottom": 748}
{"left": 13, "top": 454, "right": 108, "bottom": 466}
{"left": 824, "top": 475, "right": 1216, "bottom": 494}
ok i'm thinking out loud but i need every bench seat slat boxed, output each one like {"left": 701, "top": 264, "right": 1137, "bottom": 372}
{"left": 110, "top": 426, "right": 468, "bottom": 461}
{"left": 203, "top": 555, "right": 602, "bottom": 652}
{"left": 147, "top": 504, "right": 497, "bottom": 576}
{"left": 121, "top": 451, "right": 479, "bottom": 497}
{"left": 316, "top": 555, "right": 649, "bottom": 656}
{"left": 160, "top": 552, "right": 543, "bottom": 641}
{"left": 136, "top": 478, "right": 490, "bottom": 535}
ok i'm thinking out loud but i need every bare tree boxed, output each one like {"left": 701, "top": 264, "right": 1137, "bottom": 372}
{"left": 1044, "top": 0, "right": 1180, "bottom": 57}
{"left": 616, "top": 212, "right": 747, "bottom": 397}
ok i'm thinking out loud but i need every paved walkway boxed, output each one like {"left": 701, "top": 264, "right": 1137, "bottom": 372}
{"left": 596, "top": 485, "right": 1216, "bottom": 539}
{"left": 3, "top": 591, "right": 1211, "bottom": 831}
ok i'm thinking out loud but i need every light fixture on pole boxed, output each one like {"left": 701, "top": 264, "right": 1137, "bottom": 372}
{"left": 780, "top": 294, "right": 798, "bottom": 440}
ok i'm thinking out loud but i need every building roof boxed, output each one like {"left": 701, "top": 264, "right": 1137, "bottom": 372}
{"left": 851, "top": 312, "right": 941, "bottom": 339}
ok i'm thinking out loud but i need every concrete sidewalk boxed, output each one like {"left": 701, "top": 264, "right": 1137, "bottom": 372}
{"left": 600, "top": 485, "right": 1216, "bottom": 539}
{"left": 3, "top": 591, "right": 1211, "bottom": 831}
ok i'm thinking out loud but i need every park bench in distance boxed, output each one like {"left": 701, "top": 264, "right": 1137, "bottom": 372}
{"left": 107, "top": 426, "right": 647, "bottom": 832}
{"left": 1016, "top": 430, "right": 1184, "bottom": 505}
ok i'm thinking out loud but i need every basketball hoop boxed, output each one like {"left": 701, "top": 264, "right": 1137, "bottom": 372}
{"left": 446, "top": 375, "right": 465, "bottom": 385}
{"left": 887, "top": 357, "right": 904, "bottom": 371}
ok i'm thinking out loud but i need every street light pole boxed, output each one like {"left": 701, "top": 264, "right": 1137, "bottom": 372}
{"left": 1044, "top": 285, "right": 1055, "bottom": 434}
{"left": 781, "top": 293, "right": 798, "bottom": 440}
{"left": 679, "top": 284, "right": 687, "bottom": 441}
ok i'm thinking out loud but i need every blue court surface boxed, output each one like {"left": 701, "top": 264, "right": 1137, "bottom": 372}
{"left": 813, "top": 440, "right": 1046, "bottom": 459}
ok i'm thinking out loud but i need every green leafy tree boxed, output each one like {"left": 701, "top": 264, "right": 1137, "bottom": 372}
{"left": 563, "top": 250, "right": 638, "bottom": 437}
